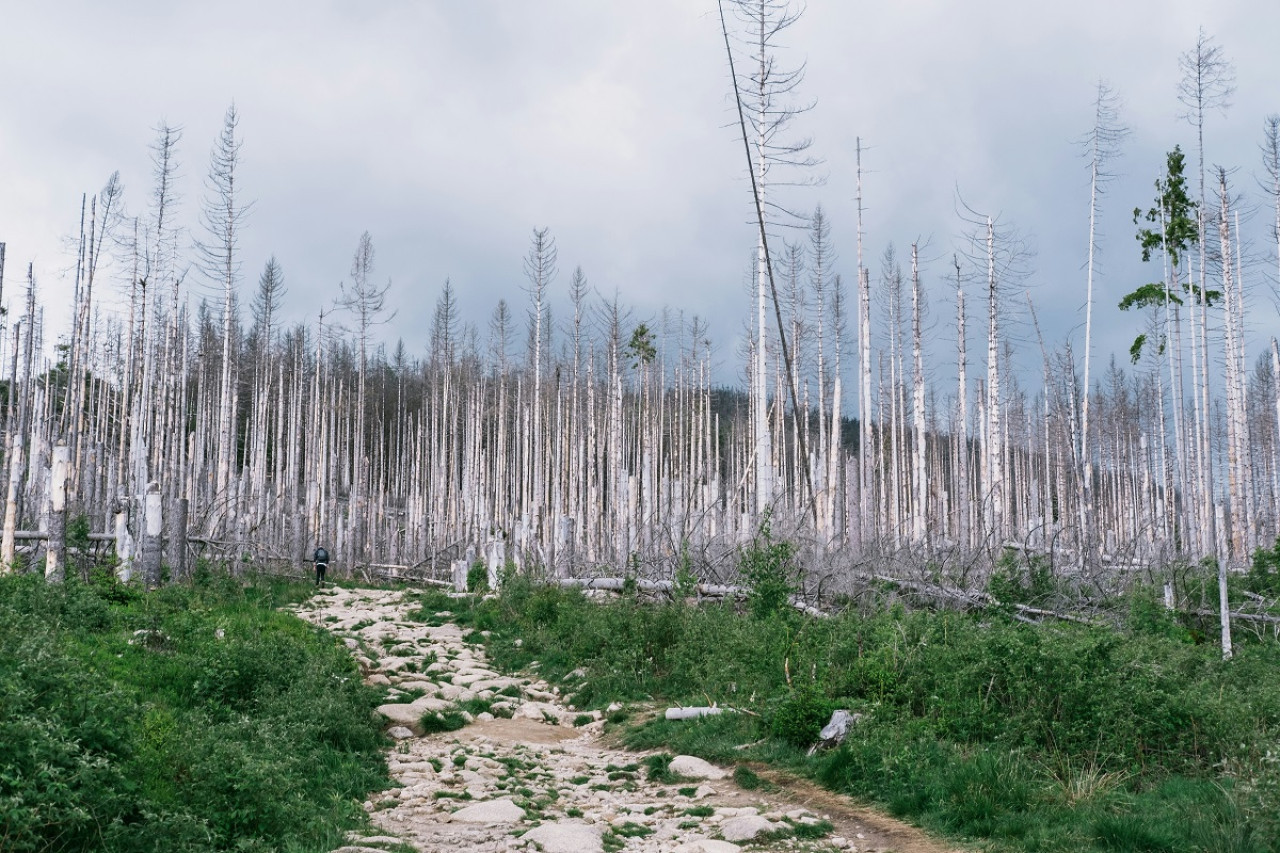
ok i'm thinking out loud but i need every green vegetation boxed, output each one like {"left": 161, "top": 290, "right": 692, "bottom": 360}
{"left": 466, "top": 559, "right": 489, "bottom": 593}
{"left": 420, "top": 706, "right": 469, "bottom": 733}
{"left": 421, "top": 532, "right": 1280, "bottom": 852}
{"left": 0, "top": 567, "right": 389, "bottom": 852}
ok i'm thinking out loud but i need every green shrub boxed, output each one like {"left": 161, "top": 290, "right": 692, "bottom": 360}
{"left": 420, "top": 707, "right": 469, "bottom": 734}
{"left": 769, "top": 685, "right": 834, "bottom": 748}
{"left": 0, "top": 572, "right": 388, "bottom": 853}
{"left": 733, "top": 764, "right": 762, "bottom": 789}
{"left": 1247, "top": 537, "right": 1280, "bottom": 597}
{"left": 467, "top": 560, "right": 489, "bottom": 593}
{"left": 643, "top": 752, "right": 676, "bottom": 782}
{"left": 987, "top": 547, "right": 1056, "bottom": 605}
{"left": 738, "top": 516, "right": 798, "bottom": 619}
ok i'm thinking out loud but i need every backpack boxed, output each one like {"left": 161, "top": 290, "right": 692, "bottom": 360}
{"left": 314, "top": 547, "right": 330, "bottom": 564}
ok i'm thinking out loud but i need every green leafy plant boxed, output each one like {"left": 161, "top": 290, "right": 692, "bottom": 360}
{"left": 0, "top": 572, "right": 388, "bottom": 853}
{"left": 738, "top": 516, "right": 798, "bottom": 619}
{"left": 769, "top": 685, "right": 834, "bottom": 748}
{"left": 467, "top": 560, "right": 489, "bottom": 593}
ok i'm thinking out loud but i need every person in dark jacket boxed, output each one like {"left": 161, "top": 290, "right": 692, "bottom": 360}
{"left": 313, "top": 546, "right": 330, "bottom": 586}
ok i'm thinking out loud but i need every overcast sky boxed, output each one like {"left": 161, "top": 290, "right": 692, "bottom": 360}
{"left": 3, "top": 1, "right": 1279, "bottom": 391}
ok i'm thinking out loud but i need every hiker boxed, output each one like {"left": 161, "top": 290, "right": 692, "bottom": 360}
{"left": 314, "top": 546, "right": 330, "bottom": 586}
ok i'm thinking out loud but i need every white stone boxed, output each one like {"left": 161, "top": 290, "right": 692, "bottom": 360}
{"left": 670, "top": 840, "right": 742, "bottom": 853}
{"left": 521, "top": 822, "right": 604, "bottom": 853}
{"left": 450, "top": 798, "right": 526, "bottom": 823}
{"left": 669, "top": 755, "right": 727, "bottom": 780}
{"left": 721, "top": 814, "right": 775, "bottom": 842}
{"left": 375, "top": 695, "right": 453, "bottom": 728}
{"left": 715, "top": 807, "right": 758, "bottom": 817}
{"left": 436, "top": 683, "right": 465, "bottom": 700}
{"left": 386, "top": 726, "right": 415, "bottom": 740}
{"left": 514, "top": 701, "right": 562, "bottom": 723}
{"left": 397, "top": 679, "right": 437, "bottom": 692}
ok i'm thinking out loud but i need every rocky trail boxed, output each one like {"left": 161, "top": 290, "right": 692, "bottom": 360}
{"left": 292, "top": 587, "right": 962, "bottom": 853}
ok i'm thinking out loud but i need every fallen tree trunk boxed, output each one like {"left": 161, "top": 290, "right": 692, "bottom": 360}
{"left": 550, "top": 576, "right": 828, "bottom": 617}
{"left": 665, "top": 706, "right": 729, "bottom": 721}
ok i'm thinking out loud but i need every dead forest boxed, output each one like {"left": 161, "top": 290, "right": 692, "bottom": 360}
{"left": 3, "top": 20, "right": 1280, "bottom": 619}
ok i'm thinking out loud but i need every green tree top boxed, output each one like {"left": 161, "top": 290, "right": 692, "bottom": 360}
{"left": 1132, "top": 145, "right": 1198, "bottom": 268}
{"left": 626, "top": 322, "right": 657, "bottom": 371}
{"left": 1120, "top": 145, "right": 1217, "bottom": 362}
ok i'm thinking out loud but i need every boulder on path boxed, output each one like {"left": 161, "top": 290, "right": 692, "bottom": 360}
{"left": 721, "top": 814, "right": 776, "bottom": 842}
{"left": 669, "top": 755, "right": 727, "bottom": 780}
{"left": 521, "top": 822, "right": 604, "bottom": 853}
{"left": 450, "top": 797, "right": 526, "bottom": 824}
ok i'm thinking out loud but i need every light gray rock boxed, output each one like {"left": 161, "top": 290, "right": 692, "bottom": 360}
{"left": 721, "top": 814, "right": 775, "bottom": 842}
{"left": 376, "top": 695, "right": 455, "bottom": 728}
{"left": 807, "top": 709, "right": 863, "bottom": 755}
{"left": 397, "top": 679, "right": 437, "bottom": 692}
{"left": 386, "top": 726, "right": 415, "bottom": 739}
{"left": 514, "top": 701, "right": 562, "bottom": 723}
{"left": 669, "top": 755, "right": 727, "bottom": 780}
{"left": 436, "top": 683, "right": 465, "bottom": 700}
{"left": 521, "top": 822, "right": 604, "bottom": 853}
{"left": 450, "top": 797, "right": 526, "bottom": 823}
{"left": 350, "top": 837, "right": 404, "bottom": 846}
{"left": 670, "top": 840, "right": 742, "bottom": 853}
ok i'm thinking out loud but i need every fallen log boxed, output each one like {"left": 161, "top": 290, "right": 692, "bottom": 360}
{"left": 665, "top": 706, "right": 729, "bottom": 720}
{"left": 550, "top": 577, "right": 829, "bottom": 617}
{"left": 664, "top": 705, "right": 754, "bottom": 720}
{"left": 1191, "top": 608, "right": 1280, "bottom": 626}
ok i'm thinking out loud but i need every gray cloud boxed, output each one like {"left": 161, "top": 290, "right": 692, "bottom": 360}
{"left": 3, "top": 1, "right": 1279, "bottom": 389}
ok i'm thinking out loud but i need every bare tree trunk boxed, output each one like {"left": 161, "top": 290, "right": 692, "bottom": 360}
{"left": 911, "top": 243, "right": 926, "bottom": 544}
{"left": 44, "top": 444, "right": 70, "bottom": 582}
{"left": 141, "top": 481, "right": 162, "bottom": 588}
{"left": 1, "top": 434, "right": 21, "bottom": 572}
{"left": 954, "top": 257, "right": 969, "bottom": 548}
{"left": 985, "top": 217, "right": 1003, "bottom": 543}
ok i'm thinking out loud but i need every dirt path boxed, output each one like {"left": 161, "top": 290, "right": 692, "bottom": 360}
{"left": 292, "top": 587, "right": 964, "bottom": 853}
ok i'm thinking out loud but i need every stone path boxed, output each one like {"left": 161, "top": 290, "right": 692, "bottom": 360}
{"left": 291, "top": 587, "right": 960, "bottom": 853}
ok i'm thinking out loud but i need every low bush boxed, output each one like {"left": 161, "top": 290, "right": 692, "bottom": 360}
{"left": 0, "top": 570, "right": 389, "bottom": 853}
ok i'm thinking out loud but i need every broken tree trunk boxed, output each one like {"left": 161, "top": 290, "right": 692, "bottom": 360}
{"left": 1, "top": 434, "right": 22, "bottom": 572}
{"left": 164, "top": 497, "right": 188, "bottom": 580}
{"left": 45, "top": 444, "right": 70, "bottom": 583}
{"left": 141, "top": 482, "right": 162, "bottom": 587}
